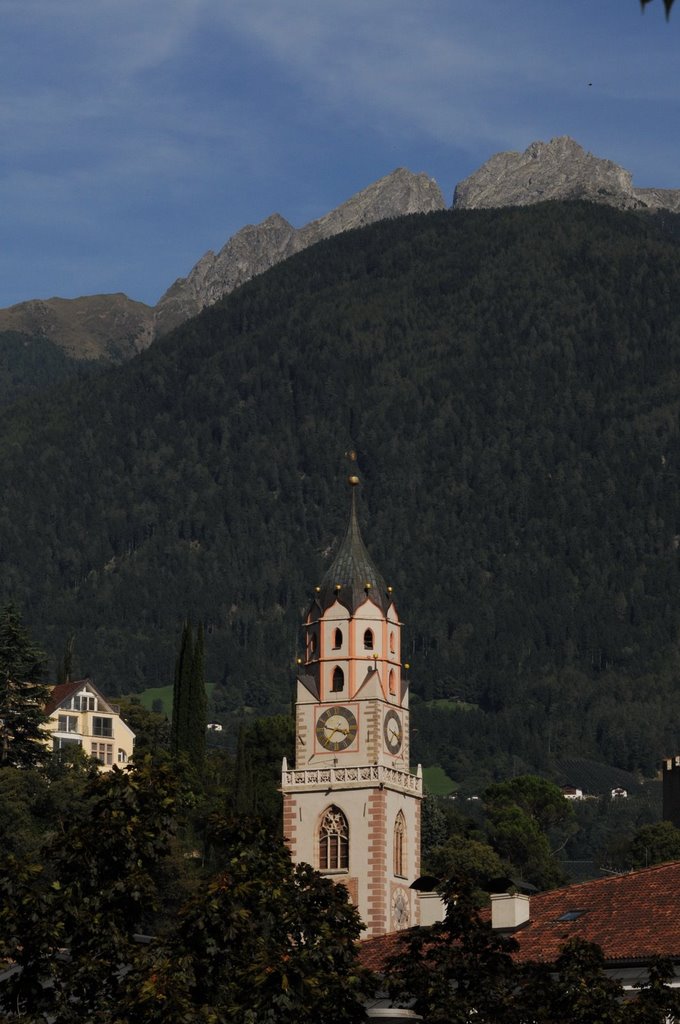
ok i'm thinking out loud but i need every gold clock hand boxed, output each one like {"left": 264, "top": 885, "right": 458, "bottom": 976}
{"left": 326, "top": 723, "right": 349, "bottom": 738}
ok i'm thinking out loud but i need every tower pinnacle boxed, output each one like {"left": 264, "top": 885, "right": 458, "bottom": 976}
{"left": 317, "top": 470, "right": 389, "bottom": 614}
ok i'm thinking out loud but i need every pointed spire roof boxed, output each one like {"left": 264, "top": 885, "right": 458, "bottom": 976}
{"left": 318, "top": 475, "right": 390, "bottom": 614}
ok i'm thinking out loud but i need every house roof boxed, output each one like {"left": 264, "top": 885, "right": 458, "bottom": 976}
{"left": 45, "top": 677, "right": 109, "bottom": 716}
{"left": 360, "top": 861, "right": 680, "bottom": 971}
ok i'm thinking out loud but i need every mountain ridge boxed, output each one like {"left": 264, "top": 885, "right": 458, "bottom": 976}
{"left": 2, "top": 138, "right": 680, "bottom": 363}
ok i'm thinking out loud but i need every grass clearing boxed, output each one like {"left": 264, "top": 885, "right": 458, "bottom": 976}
{"left": 124, "top": 682, "right": 216, "bottom": 717}
{"left": 422, "top": 698, "right": 478, "bottom": 712}
{"left": 423, "top": 764, "right": 458, "bottom": 796}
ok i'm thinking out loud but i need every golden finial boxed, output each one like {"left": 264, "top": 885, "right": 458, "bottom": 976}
{"left": 346, "top": 449, "right": 360, "bottom": 487}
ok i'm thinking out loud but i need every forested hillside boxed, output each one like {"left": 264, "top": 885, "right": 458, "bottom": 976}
{"left": 3, "top": 202, "right": 680, "bottom": 784}
{"left": 0, "top": 331, "right": 98, "bottom": 410}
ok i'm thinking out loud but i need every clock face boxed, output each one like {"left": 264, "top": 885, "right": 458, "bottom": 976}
{"left": 392, "top": 886, "right": 410, "bottom": 928}
{"left": 383, "top": 709, "right": 403, "bottom": 755}
{"left": 316, "top": 705, "right": 358, "bottom": 751}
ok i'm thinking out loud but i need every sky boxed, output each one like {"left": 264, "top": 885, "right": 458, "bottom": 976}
{"left": 1, "top": 0, "right": 679, "bottom": 308}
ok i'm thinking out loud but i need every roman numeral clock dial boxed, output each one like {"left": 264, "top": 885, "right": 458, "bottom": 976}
{"left": 383, "top": 708, "right": 403, "bottom": 754}
{"left": 316, "top": 705, "right": 358, "bottom": 752}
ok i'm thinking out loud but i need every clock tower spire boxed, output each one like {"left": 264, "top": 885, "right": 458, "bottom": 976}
{"left": 282, "top": 464, "right": 422, "bottom": 937}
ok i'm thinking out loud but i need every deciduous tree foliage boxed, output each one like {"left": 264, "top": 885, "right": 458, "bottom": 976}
{"left": 125, "top": 818, "right": 371, "bottom": 1023}
{"left": 484, "top": 776, "right": 576, "bottom": 889}
{"left": 0, "top": 763, "right": 371, "bottom": 1023}
{"left": 387, "top": 878, "right": 520, "bottom": 1023}
{"left": 628, "top": 820, "right": 680, "bottom": 868}
{"left": 0, "top": 758, "right": 181, "bottom": 1021}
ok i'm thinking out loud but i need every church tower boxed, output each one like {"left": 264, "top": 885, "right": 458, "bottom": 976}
{"left": 281, "top": 467, "right": 422, "bottom": 937}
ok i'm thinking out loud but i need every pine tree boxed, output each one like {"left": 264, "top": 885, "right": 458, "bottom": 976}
{"left": 0, "top": 604, "right": 49, "bottom": 767}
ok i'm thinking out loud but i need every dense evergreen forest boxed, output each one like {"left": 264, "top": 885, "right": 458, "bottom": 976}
{"left": 3, "top": 201, "right": 680, "bottom": 786}
{"left": 0, "top": 331, "right": 97, "bottom": 410}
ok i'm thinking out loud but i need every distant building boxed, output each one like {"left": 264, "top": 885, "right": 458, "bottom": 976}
{"left": 561, "top": 785, "right": 584, "bottom": 800}
{"left": 361, "top": 860, "right": 680, "bottom": 997}
{"left": 44, "top": 678, "right": 135, "bottom": 770}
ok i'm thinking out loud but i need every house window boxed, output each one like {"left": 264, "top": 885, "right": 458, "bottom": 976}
{"left": 71, "top": 695, "right": 96, "bottom": 711}
{"left": 389, "top": 669, "right": 396, "bottom": 696}
{"left": 390, "top": 631, "right": 396, "bottom": 654}
{"left": 92, "top": 717, "right": 113, "bottom": 738}
{"left": 363, "top": 629, "right": 374, "bottom": 650}
{"left": 333, "top": 628, "right": 342, "bottom": 649}
{"left": 52, "top": 736, "right": 81, "bottom": 751}
{"left": 332, "top": 666, "right": 344, "bottom": 692}
{"left": 309, "top": 632, "right": 317, "bottom": 655}
{"left": 394, "top": 812, "right": 406, "bottom": 877}
{"left": 58, "top": 714, "right": 79, "bottom": 733}
{"left": 117, "top": 749, "right": 128, "bottom": 763}
{"left": 91, "top": 742, "right": 113, "bottom": 765}
{"left": 319, "top": 806, "right": 349, "bottom": 871}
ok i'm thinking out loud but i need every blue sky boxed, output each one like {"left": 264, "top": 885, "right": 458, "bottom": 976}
{"left": 0, "top": 0, "right": 678, "bottom": 308}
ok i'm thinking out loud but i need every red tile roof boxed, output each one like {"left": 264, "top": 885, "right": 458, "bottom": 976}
{"left": 44, "top": 678, "right": 98, "bottom": 715}
{"left": 360, "top": 861, "right": 680, "bottom": 971}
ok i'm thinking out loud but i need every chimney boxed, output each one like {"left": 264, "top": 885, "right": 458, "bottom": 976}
{"left": 490, "top": 892, "right": 530, "bottom": 930}
{"left": 663, "top": 756, "right": 680, "bottom": 828}
{"left": 418, "top": 891, "right": 446, "bottom": 926}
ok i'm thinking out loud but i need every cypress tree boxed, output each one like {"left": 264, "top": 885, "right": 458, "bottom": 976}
{"left": 188, "top": 622, "right": 206, "bottom": 772}
{"left": 233, "top": 723, "right": 255, "bottom": 815}
{"left": 170, "top": 621, "right": 194, "bottom": 759}
{"left": 170, "top": 620, "right": 207, "bottom": 772}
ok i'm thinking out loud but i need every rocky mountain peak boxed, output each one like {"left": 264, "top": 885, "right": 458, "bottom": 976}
{"left": 452, "top": 135, "right": 642, "bottom": 210}
{"left": 5, "top": 143, "right": 680, "bottom": 364}
{"left": 154, "top": 168, "right": 445, "bottom": 336}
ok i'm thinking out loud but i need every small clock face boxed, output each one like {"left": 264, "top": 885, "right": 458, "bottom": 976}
{"left": 392, "top": 887, "right": 410, "bottom": 928}
{"left": 316, "top": 705, "right": 358, "bottom": 751}
{"left": 383, "top": 709, "right": 403, "bottom": 755}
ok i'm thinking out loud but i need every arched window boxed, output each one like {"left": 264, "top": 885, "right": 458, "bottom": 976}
{"left": 363, "top": 628, "right": 374, "bottom": 650}
{"left": 390, "top": 631, "right": 396, "bottom": 654}
{"left": 332, "top": 666, "right": 344, "bottom": 692}
{"left": 394, "top": 812, "right": 406, "bottom": 877}
{"left": 333, "top": 628, "right": 343, "bottom": 649}
{"left": 389, "top": 669, "right": 396, "bottom": 695}
{"left": 319, "top": 806, "right": 349, "bottom": 870}
{"left": 309, "top": 631, "right": 317, "bottom": 655}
